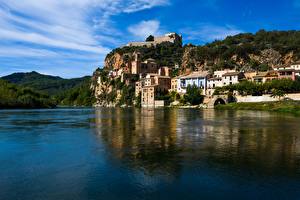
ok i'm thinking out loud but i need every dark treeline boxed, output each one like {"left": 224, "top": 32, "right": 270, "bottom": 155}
{"left": 0, "top": 79, "right": 56, "bottom": 109}
{"left": 1, "top": 71, "right": 95, "bottom": 108}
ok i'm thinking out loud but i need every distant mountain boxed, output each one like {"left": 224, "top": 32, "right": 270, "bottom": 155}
{"left": 1, "top": 71, "right": 91, "bottom": 96}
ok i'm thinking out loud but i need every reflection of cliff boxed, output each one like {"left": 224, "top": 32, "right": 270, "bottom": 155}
{"left": 94, "top": 108, "right": 300, "bottom": 177}
{"left": 95, "top": 108, "right": 181, "bottom": 176}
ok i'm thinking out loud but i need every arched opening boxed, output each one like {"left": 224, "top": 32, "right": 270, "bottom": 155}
{"left": 214, "top": 98, "right": 226, "bottom": 106}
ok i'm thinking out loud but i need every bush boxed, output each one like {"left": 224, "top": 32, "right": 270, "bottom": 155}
{"left": 183, "top": 85, "right": 204, "bottom": 105}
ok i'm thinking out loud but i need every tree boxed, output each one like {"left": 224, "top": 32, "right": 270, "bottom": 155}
{"left": 184, "top": 85, "right": 204, "bottom": 105}
{"left": 271, "top": 89, "right": 285, "bottom": 100}
{"left": 146, "top": 35, "right": 154, "bottom": 42}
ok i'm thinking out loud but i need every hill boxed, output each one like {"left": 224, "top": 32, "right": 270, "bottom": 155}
{"left": 0, "top": 79, "right": 55, "bottom": 109}
{"left": 1, "top": 71, "right": 91, "bottom": 96}
{"left": 103, "top": 30, "right": 300, "bottom": 76}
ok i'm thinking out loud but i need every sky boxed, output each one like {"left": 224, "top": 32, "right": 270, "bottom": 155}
{"left": 0, "top": 0, "right": 300, "bottom": 78}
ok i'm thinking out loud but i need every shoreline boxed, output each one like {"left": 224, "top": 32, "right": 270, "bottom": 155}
{"left": 215, "top": 100, "right": 300, "bottom": 114}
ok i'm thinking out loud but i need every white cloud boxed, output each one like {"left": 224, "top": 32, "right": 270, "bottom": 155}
{"left": 181, "top": 24, "right": 243, "bottom": 43}
{"left": 128, "top": 20, "right": 161, "bottom": 39}
{"left": 0, "top": 0, "right": 169, "bottom": 77}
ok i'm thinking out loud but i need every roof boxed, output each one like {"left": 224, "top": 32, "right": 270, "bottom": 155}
{"left": 273, "top": 65, "right": 290, "bottom": 69}
{"left": 144, "top": 58, "right": 156, "bottom": 62}
{"left": 208, "top": 77, "right": 222, "bottom": 81}
{"left": 222, "top": 72, "right": 241, "bottom": 76}
{"left": 277, "top": 69, "right": 295, "bottom": 72}
{"left": 180, "top": 71, "right": 209, "bottom": 79}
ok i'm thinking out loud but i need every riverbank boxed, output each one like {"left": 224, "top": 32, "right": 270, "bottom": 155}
{"left": 215, "top": 100, "right": 300, "bottom": 114}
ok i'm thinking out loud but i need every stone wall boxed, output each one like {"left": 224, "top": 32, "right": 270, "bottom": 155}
{"left": 236, "top": 93, "right": 300, "bottom": 102}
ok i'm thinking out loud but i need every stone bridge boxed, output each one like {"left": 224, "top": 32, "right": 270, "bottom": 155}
{"left": 204, "top": 95, "right": 230, "bottom": 108}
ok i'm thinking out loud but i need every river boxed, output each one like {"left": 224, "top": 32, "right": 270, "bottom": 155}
{"left": 0, "top": 108, "right": 300, "bottom": 199}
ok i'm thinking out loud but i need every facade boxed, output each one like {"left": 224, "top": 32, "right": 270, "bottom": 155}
{"left": 244, "top": 71, "right": 257, "bottom": 81}
{"left": 291, "top": 62, "right": 300, "bottom": 70}
{"left": 207, "top": 77, "right": 222, "bottom": 96}
{"left": 253, "top": 71, "right": 278, "bottom": 83}
{"left": 170, "top": 76, "right": 182, "bottom": 92}
{"left": 131, "top": 52, "right": 159, "bottom": 75}
{"left": 222, "top": 72, "right": 244, "bottom": 86}
{"left": 177, "top": 71, "right": 209, "bottom": 94}
{"left": 277, "top": 69, "right": 296, "bottom": 81}
{"left": 158, "top": 67, "right": 171, "bottom": 77}
{"left": 138, "top": 73, "right": 171, "bottom": 107}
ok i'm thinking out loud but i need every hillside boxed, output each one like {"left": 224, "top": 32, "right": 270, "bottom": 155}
{"left": 0, "top": 79, "right": 55, "bottom": 109}
{"left": 1, "top": 71, "right": 91, "bottom": 96}
{"left": 103, "top": 30, "right": 300, "bottom": 76}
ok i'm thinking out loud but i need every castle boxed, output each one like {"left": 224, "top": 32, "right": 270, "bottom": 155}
{"left": 127, "top": 33, "right": 182, "bottom": 47}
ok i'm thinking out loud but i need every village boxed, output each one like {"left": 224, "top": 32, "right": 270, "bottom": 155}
{"left": 96, "top": 33, "right": 300, "bottom": 108}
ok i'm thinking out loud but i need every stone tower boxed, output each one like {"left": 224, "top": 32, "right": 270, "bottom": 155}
{"left": 131, "top": 51, "right": 141, "bottom": 74}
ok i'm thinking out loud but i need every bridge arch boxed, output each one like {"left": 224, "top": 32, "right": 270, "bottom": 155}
{"left": 214, "top": 98, "right": 226, "bottom": 106}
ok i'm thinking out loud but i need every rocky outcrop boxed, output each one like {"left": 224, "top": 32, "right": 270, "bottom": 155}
{"left": 105, "top": 52, "right": 126, "bottom": 70}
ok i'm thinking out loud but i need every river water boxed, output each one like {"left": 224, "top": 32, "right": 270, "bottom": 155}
{"left": 0, "top": 108, "right": 300, "bottom": 199}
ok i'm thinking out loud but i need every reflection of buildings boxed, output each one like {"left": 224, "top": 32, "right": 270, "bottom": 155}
{"left": 94, "top": 108, "right": 300, "bottom": 177}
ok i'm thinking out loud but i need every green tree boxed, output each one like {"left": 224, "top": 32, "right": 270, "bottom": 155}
{"left": 184, "top": 85, "right": 204, "bottom": 105}
{"left": 146, "top": 35, "right": 155, "bottom": 42}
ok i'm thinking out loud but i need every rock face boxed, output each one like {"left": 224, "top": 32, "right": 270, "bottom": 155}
{"left": 249, "top": 49, "right": 282, "bottom": 67}
{"left": 104, "top": 52, "right": 126, "bottom": 70}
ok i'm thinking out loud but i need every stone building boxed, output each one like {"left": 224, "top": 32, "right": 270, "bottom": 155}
{"left": 137, "top": 73, "right": 171, "bottom": 107}
{"left": 127, "top": 33, "right": 182, "bottom": 47}
{"left": 131, "top": 52, "right": 159, "bottom": 75}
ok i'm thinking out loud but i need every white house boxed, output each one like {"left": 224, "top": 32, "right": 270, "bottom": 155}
{"left": 177, "top": 71, "right": 209, "bottom": 94}
{"left": 222, "top": 72, "right": 244, "bottom": 86}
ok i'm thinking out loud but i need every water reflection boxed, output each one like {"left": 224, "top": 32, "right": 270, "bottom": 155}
{"left": 94, "top": 108, "right": 300, "bottom": 178}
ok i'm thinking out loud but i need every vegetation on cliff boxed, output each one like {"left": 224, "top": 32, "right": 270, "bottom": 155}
{"left": 106, "top": 42, "right": 183, "bottom": 69}
{"left": 93, "top": 69, "right": 136, "bottom": 107}
{"left": 184, "top": 30, "right": 300, "bottom": 72}
{"left": 0, "top": 79, "right": 56, "bottom": 109}
{"left": 53, "top": 79, "right": 96, "bottom": 106}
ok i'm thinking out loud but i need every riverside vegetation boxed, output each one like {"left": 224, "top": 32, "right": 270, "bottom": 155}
{"left": 215, "top": 101, "right": 300, "bottom": 115}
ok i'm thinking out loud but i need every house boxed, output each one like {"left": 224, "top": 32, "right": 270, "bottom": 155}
{"left": 207, "top": 77, "right": 222, "bottom": 96}
{"left": 277, "top": 69, "right": 296, "bottom": 81}
{"left": 291, "top": 62, "right": 300, "bottom": 70}
{"left": 253, "top": 71, "right": 278, "bottom": 83}
{"left": 222, "top": 72, "right": 244, "bottom": 86}
{"left": 244, "top": 71, "right": 257, "bottom": 81}
{"left": 291, "top": 62, "right": 300, "bottom": 77}
{"left": 170, "top": 75, "right": 184, "bottom": 93}
{"left": 213, "top": 69, "right": 236, "bottom": 78}
{"left": 177, "top": 71, "right": 209, "bottom": 94}
{"left": 138, "top": 73, "right": 171, "bottom": 107}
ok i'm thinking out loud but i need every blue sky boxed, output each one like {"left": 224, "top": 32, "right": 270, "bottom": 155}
{"left": 0, "top": 0, "right": 300, "bottom": 78}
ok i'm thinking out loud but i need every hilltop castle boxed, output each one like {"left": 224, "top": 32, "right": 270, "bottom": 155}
{"left": 127, "top": 33, "right": 182, "bottom": 47}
